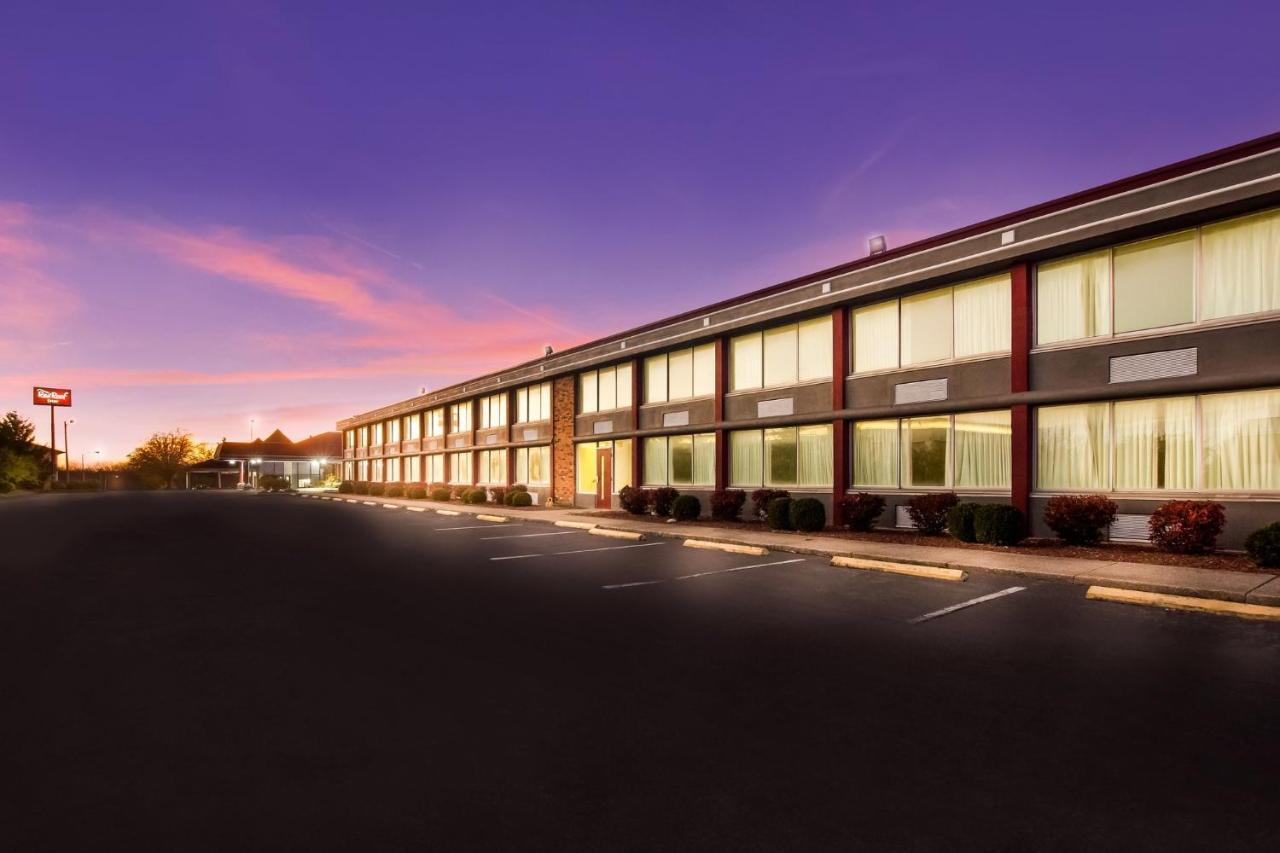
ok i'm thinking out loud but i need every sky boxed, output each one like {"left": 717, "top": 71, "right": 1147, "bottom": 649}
{"left": 1, "top": 1, "right": 1278, "bottom": 462}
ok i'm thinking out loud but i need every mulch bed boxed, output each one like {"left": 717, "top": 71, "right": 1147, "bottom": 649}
{"left": 580, "top": 511, "right": 1263, "bottom": 573}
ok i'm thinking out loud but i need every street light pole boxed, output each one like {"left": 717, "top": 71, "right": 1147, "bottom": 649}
{"left": 63, "top": 418, "right": 74, "bottom": 478}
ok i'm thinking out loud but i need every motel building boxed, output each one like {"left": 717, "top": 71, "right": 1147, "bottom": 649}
{"left": 202, "top": 429, "right": 342, "bottom": 489}
{"left": 338, "top": 133, "right": 1280, "bottom": 548}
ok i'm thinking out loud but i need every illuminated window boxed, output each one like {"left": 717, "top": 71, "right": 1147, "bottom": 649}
{"left": 515, "top": 445, "right": 550, "bottom": 485}
{"left": 478, "top": 393, "right": 508, "bottom": 429}
{"left": 425, "top": 453, "right": 445, "bottom": 484}
{"left": 403, "top": 413, "right": 421, "bottom": 440}
{"left": 427, "top": 408, "right": 445, "bottom": 437}
{"left": 515, "top": 382, "right": 552, "bottom": 423}
{"left": 448, "top": 451, "right": 473, "bottom": 485}
{"left": 644, "top": 344, "right": 716, "bottom": 404}
{"left": 450, "top": 402, "right": 472, "bottom": 433}
{"left": 643, "top": 433, "right": 715, "bottom": 486}
{"left": 730, "top": 317, "right": 831, "bottom": 391}
{"left": 729, "top": 425, "right": 832, "bottom": 488}
{"left": 579, "top": 364, "right": 633, "bottom": 413}
{"left": 476, "top": 449, "right": 507, "bottom": 485}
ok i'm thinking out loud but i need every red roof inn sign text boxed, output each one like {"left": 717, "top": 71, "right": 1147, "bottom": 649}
{"left": 33, "top": 386, "right": 73, "bottom": 407}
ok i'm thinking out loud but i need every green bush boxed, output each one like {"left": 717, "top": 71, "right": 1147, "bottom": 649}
{"left": 406, "top": 485, "right": 427, "bottom": 499}
{"left": 462, "top": 487, "right": 486, "bottom": 504}
{"left": 509, "top": 491, "right": 533, "bottom": 507}
{"left": 766, "top": 496, "right": 793, "bottom": 531}
{"left": 973, "top": 504, "right": 1025, "bottom": 545}
{"left": 384, "top": 483, "right": 404, "bottom": 498}
{"left": 367, "top": 482, "right": 385, "bottom": 496}
{"left": 509, "top": 483, "right": 529, "bottom": 493}
{"left": 947, "top": 503, "right": 980, "bottom": 542}
{"left": 0, "top": 480, "right": 14, "bottom": 493}
{"left": 671, "top": 494, "right": 701, "bottom": 521}
{"left": 1244, "top": 522, "right": 1280, "bottom": 568}
{"left": 338, "top": 480, "right": 355, "bottom": 494}
{"left": 489, "top": 486, "right": 508, "bottom": 505}
{"left": 353, "top": 481, "right": 370, "bottom": 495}
{"left": 751, "top": 488, "right": 790, "bottom": 519}
{"left": 652, "top": 487, "right": 679, "bottom": 517}
{"left": 430, "top": 486, "right": 452, "bottom": 501}
{"left": 789, "top": 498, "right": 826, "bottom": 532}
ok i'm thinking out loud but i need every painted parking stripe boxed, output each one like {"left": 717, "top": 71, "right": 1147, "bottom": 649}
{"left": 438, "top": 524, "right": 525, "bottom": 531}
{"left": 908, "top": 586, "right": 1026, "bottom": 625}
{"left": 491, "top": 542, "right": 663, "bottom": 561}
{"left": 602, "top": 558, "right": 806, "bottom": 590}
{"left": 480, "top": 531, "right": 577, "bottom": 541}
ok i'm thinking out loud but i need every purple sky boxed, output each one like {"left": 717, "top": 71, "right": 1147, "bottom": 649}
{"left": 2, "top": 1, "right": 1277, "bottom": 461}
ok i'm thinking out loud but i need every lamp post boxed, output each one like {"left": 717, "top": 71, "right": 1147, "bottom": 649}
{"left": 93, "top": 449, "right": 100, "bottom": 486}
{"left": 63, "top": 418, "right": 74, "bottom": 479}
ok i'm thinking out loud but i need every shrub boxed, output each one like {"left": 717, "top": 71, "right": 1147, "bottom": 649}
{"left": 258, "top": 474, "right": 289, "bottom": 492}
{"left": 489, "top": 486, "right": 508, "bottom": 506}
{"left": 509, "top": 483, "right": 529, "bottom": 493}
{"left": 406, "top": 485, "right": 427, "bottom": 499}
{"left": 1245, "top": 522, "right": 1280, "bottom": 568}
{"left": 449, "top": 484, "right": 468, "bottom": 500}
{"left": 766, "top": 496, "right": 793, "bottom": 530}
{"left": 710, "top": 489, "right": 747, "bottom": 522}
{"left": 338, "top": 480, "right": 355, "bottom": 494}
{"left": 462, "top": 487, "right": 487, "bottom": 504}
{"left": 1044, "top": 494, "right": 1117, "bottom": 545}
{"left": 353, "top": 481, "right": 370, "bottom": 495}
{"left": 1148, "top": 500, "right": 1226, "bottom": 554}
{"left": 841, "top": 492, "right": 886, "bottom": 532}
{"left": 652, "top": 487, "right": 679, "bottom": 518}
{"left": 790, "top": 498, "right": 826, "bottom": 532}
{"left": 619, "top": 485, "right": 652, "bottom": 515}
{"left": 751, "top": 488, "right": 790, "bottom": 520}
{"left": 384, "top": 483, "right": 404, "bottom": 498}
{"left": 947, "top": 502, "right": 980, "bottom": 542}
{"left": 671, "top": 494, "right": 701, "bottom": 521}
{"left": 367, "top": 482, "right": 385, "bottom": 496}
{"left": 430, "top": 486, "right": 452, "bottom": 501}
{"left": 0, "top": 480, "right": 13, "bottom": 493}
{"left": 906, "top": 492, "right": 958, "bottom": 535}
{"left": 974, "top": 504, "right": 1025, "bottom": 546}
{"left": 508, "top": 491, "right": 533, "bottom": 507}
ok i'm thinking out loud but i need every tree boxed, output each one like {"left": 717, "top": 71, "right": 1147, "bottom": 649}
{"left": 126, "top": 429, "right": 205, "bottom": 489}
{"left": 0, "top": 411, "right": 36, "bottom": 448}
{"left": 0, "top": 411, "right": 47, "bottom": 489}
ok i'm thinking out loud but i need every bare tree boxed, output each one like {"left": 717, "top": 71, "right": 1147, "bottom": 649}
{"left": 126, "top": 429, "right": 206, "bottom": 489}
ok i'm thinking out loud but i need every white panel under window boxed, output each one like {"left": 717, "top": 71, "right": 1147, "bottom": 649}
{"left": 895, "top": 505, "right": 917, "bottom": 529}
{"left": 692, "top": 343, "right": 716, "bottom": 397}
{"left": 1036, "top": 251, "right": 1111, "bottom": 345}
{"left": 763, "top": 325, "right": 798, "bottom": 387}
{"left": 1109, "top": 348, "right": 1198, "bottom": 384}
{"left": 797, "top": 315, "right": 833, "bottom": 381}
{"left": 668, "top": 348, "right": 694, "bottom": 400}
{"left": 1109, "top": 514, "right": 1151, "bottom": 542}
{"left": 645, "top": 355, "right": 668, "bottom": 404}
{"left": 1201, "top": 388, "right": 1280, "bottom": 491}
{"left": 900, "top": 288, "right": 953, "bottom": 366}
{"left": 853, "top": 300, "right": 899, "bottom": 373}
{"left": 1113, "top": 231, "right": 1195, "bottom": 334}
{"left": 953, "top": 274, "right": 1010, "bottom": 358}
{"left": 644, "top": 436, "right": 667, "bottom": 486}
{"left": 853, "top": 420, "right": 898, "bottom": 487}
{"left": 731, "top": 333, "right": 763, "bottom": 391}
{"left": 729, "top": 429, "right": 763, "bottom": 487}
{"left": 1201, "top": 208, "right": 1280, "bottom": 320}
{"left": 1036, "top": 403, "right": 1110, "bottom": 490}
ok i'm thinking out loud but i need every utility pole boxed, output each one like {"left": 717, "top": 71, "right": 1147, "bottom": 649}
{"left": 63, "top": 419, "right": 74, "bottom": 478}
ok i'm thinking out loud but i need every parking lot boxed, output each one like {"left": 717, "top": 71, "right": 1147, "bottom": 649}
{"left": 2, "top": 491, "right": 1277, "bottom": 851}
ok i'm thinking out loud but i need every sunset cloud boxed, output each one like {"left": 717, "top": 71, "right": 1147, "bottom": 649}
{"left": 0, "top": 203, "right": 79, "bottom": 340}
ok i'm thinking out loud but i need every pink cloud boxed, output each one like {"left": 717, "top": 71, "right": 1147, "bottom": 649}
{"left": 0, "top": 203, "right": 79, "bottom": 338}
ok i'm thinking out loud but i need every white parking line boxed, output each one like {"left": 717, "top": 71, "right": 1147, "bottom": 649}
{"left": 908, "top": 586, "right": 1027, "bottom": 624}
{"left": 602, "top": 558, "right": 806, "bottom": 590}
{"left": 480, "top": 531, "right": 577, "bottom": 541}
{"left": 439, "top": 524, "right": 525, "bottom": 531}
{"left": 405, "top": 506, "right": 427, "bottom": 513}
{"left": 491, "top": 542, "right": 663, "bottom": 561}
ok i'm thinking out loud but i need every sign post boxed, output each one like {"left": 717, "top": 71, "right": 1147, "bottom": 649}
{"left": 33, "top": 387, "right": 73, "bottom": 484}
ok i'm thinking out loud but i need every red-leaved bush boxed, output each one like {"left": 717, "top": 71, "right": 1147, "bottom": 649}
{"left": 1148, "top": 500, "right": 1226, "bottom": 554}
{"left": 1043, "top": 495, "right": 1117, "bottom": 545}
{"left": 710, "top": 489, "right": 747, "bottom": 521}
{"left": 905, "top": 492, "right": 958, "bottom": 535}
{"left": 840, "top": 492, "right": 886, "bottom": 532}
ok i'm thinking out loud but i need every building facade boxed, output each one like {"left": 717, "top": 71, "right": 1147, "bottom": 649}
{"left": 338, "top": 133, "right": 1280, "bottom": 547}
{"left": 213, "top": 429, "right": 342, "bottom": 488}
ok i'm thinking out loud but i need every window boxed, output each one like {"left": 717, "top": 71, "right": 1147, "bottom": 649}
{"left": 425, "top": 453, "right": 445, "bottom": 484}
{"left": 385, "top": 456, "right": 400, "bottom": 482}
{"left": 1036, "top": 403, "right": 1109, "bottom": 491}
{"left": 343, "top": 461, "right": 354, "bottom": 480}
{"left": 853, "top": 411, "right": 1011, "bottom": 490}
{"left": 1201, "top": 208, "right": 1280, "bottom": 320}
{"left": 1201, "top": 389, "right": 1280, "bottom": 491}
{"left": 852, "top": 274, "right": 1010, "bottom": 373}
{"left": 450, "top": 402, "right": 472, "bottom": 433}
{"left": 1113, "top": 231, "right": 1195, "bottom": 334}
{"left": 579, "top": 364, "right": 632, "bottom": 413}
{"left": 345, "top": 429, "right": 355, "bottom": 449}
{"left": 728, "top": 425, "right": 832, "bottom": 488}
{"left": 404, "top": 455, "right": 421, "bottom": 482}
{"left": 427, "top": 408, "right": 445, "bottom": 437}
{"left": 515, "top": 446, "right": 550, "bottom": 486}
{"left": 357, "top": 459, "right": 368, "bottom": 481}
{"left": 575, "top": 439, "right": 633, "bottom": 493}
{"left": 477, "top": 449, "right": 507, "bottom": 485}
{"left": 372, "top": 458, "right": 384, "bottom": 482}
{"left": 516, "top": 382, "right": 552, "bottom": 423}
{"left": 643, "top": 433, "right": 715, "bottom": 486}
{"left": 357, "top": 425, "right": 368, "bottom": 447}
{"left": 1036, "top": 251, "right": 1110, "bottom": 345}
{"left": 644, "top": 344, "right": 716, "bottom": 404}
{"left": 730, "top": 317, "right": 832, "bottom": 391}
{"left": 386, "top": 418, "right": 400, "bottom": 443}
{"left": 448, "top": 451, "right": 472, "bottom": 485}
{"left": 478, "top": 393, "right": 508, "bottom": 429}
{"left": 403, "top": 413, "right": 421, "bottom": 441}
{"left": 372, "top": 422, "right": 384, "bottom": 445}
{"left": 1114, "top": 397, "right": 1195, "bottom": 491}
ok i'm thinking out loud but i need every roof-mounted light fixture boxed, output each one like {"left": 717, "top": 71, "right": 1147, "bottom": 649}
{"left": 868, "top": 235, "right": 887, "bottom": 256}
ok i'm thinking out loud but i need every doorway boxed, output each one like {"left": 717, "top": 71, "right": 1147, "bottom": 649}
{"left": 596, "top": 447, "right": 613, "bottom": 509}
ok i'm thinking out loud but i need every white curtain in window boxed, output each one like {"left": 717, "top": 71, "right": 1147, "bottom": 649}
{"left": 953, "top": 275, "right": 1011, "bottom": 358}
{"left": 693, "top": 344, "right": 716, "bottom": 397}
{"left": 731, "top": 333, "right": 763, "bottom": 391}
{"left": 1036, "top": 403, "right": 1109, "bottom": 490}
{"left": 730, "top": 430, "right": 763, "bottom": 487}
{"left": 797, "top": 316, "right": 833, "bottom": 381}
{"left": 616, "top": 364, "right": 633, "bottom": 409}
{"left": 763, "top": 325, "right": 798, "bottom": 387}
{"left": 954, "top": 410, "right": 1011, "bottom": 489}
{"left": 1202, "top": 389, "right": 1280, "bottom": 491}
{"left": 1113, "top": 231, "right": 1195, "bottom": 334}
{"left": 527, "top": 446, "right": 549, "bottom": 485}
{"left": 644, "top": 436, "right": 668, "bottom": 485}
{"left": 1114, "top": 397, "right": 1194, "bottom": 491}
{"left": 1201, "top": 208, "right": 1280, "bottom": 320}
{"left": 580, "top": 373, "right": 598, "bottom": 414}
{"left": 613, "top": 439, "right": 633, "bottom": 490}
{"left": 598, "top": 368, "right": 617, "bottom": 411}
{"left": 645, "top": 355, "right": 668, "bottom": 404}
{"left": 796, "top": 425, "right": 833, "bottom": 487}
{"left": 693, "top": 433, "right": 716, "bottom": 485}
{"left": 668, "top": 349, "right": 693, "bottom": 400}
{"left": 853, "top": 300, "right": 898, "bottom": 374}
{"left": 1036, "top": 251, "right": 1110, "bottom": 345}
{"left": 900, "top": 289, "right": 953, "bottom": 366}
{"left": 853, "top": 420, "right": 898, "bottom": 487}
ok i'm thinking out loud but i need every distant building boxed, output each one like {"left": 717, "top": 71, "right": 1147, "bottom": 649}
{"left": 206, "top": 429, "right": 342, "bottom": 489}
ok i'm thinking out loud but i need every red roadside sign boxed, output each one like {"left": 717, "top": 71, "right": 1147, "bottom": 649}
{"left": 33, "top": 386, "right": 73, "bottom": 407}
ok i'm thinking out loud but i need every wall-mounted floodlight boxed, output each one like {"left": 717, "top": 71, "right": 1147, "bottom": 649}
{"left": 868, "top": 235, "right": 887, "bottom": 256}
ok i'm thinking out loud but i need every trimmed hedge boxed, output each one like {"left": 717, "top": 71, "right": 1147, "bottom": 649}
{"left": 353, "top": 481, "right": 370, "bottom": 495}
{"left": 840, "top": 492, "right": 885, "bottom": 532}
{"left": 367, "top": 482, "right": 385, "bottom": 496}
{"left": 1044, "top": 494, "right": 1117, "bottom": 545}
{"left": 619, "top": 485, "right": 652, "bottom": 515}
{"left": 508, "top": 491, "right": 533, "bottom": 507}
{"left": 384, "top": 483, "right": 404, "bottom": 498}
{"left": 406, "top": 485, "right": 427, "bottom": 499}
{"left": 906, "top": 492, "right": 958, "bottom": 535}
{"left": 1148, "top": 500, "right": 1226, "bottom": 554}
{"left": 974, "top": 504, "right": 1025, "bottom": 546}
{"left": 430, "top": 486, "right": 452, "bottom": 501}
{"left": 947, "top": 502, "right": 980, "bottom": 542}
{"left": 652, "top": 487, "right": 679, "bottom": 518}
{"left": 1245, "top": 522, "right": 1280, "bottom": 568}
{"left": 462, "top": 487, "right": 486, "bottom": 504}
{"left": 766, "top": 496, "right": 793, "bottom": 531}
{"left": 789, "top": 498, "right": 826, "bottom": 532}
{"left": 671, "top": 494, "right": 701, "bottom": 521}
{"left": 338, "top": 480, "right": 355, "bottom": 494}
{"left": 751, "top": 488, "right": 790, "bottom": 520}
{"left": 710, "top": 489, "right": 747, "bottom": 522}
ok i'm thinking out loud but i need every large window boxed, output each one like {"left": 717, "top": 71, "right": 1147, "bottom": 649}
{"left": 477, "top": 449, "right": 507, "bottom": 485}
{"left": 1036, "top": 209, "right": 1280, "bottom": 347}
{"left": 851, "top": 274, "right": 1010, "bottom": 373}
{"left": 516, "top": 382, "right": 552, "bottom": 423}
{"left": 730, "top": 317, "right": 831, "bottom": 391}
{"left": 385, "top": 418, "right": 401, "bottom": 443}
{"left": 344, "top": 429, "right": 355, "bottom": 449}
{"left": 427, "top": 408, "right": 445, "bottom": 437}
{"left": 403, "top": 413, "right": 421, "bottom": 441}
{"left": 1037, "top": 388, "right": 1280, "bottom": 493}
{"left": 515, "top": 445, "right": 550, "bottom": 486}
{"left": 448, "top": 451, "right": 472, "bottom": 485}
{"left": 357, "top": 459, "right": 368, "bottom": 481}
{"left": 579, "top": 364, "right": 633, "bottom": 414}
{"left": 729, "top": 425, "right": 833, "bottom": 488}
{"left": 449, "top": 402, "right": 472, "bottom": 433}
{"left": 645, "top": 343, "right": 716, "bottom": 404}
{"left": 357, "top": 426, "right": 368, "bottom": 447}
{"left": 372, "top": 422, "right": 384, "bottom": 445}
{"left": 852, "top": 411, "right": 1012, "bottom": 490}
{"left": 372, "top": 458, "right": 385, "bottom": 482}
{"left": 575, "top": 439, "right": 633, "bottom": 494}
{"left": 643, "top": 433, "right": 715, "bottom": 487}
{"left": 404, "top": 455, "right": 421, "bottom": 482}
{"left": 385, "top": 456, "right": 400, "bottom": 482}
{"left": 478, "top": 393, "right": 508, "bottom": 429}
{"left": 425, "top": 453, "right": 445, "bottom": 484}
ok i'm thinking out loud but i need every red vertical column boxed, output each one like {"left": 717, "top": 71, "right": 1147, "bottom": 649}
{"left": 713, "top": 337, "right": 728, "bottom": 491}
{"left": 631, "top": 358, "right": 642, "bottom": 489}
{"left": 1010, "top": 262, "right": 1032, "bottom": 520}
{"left": 831, "top": 305, "right": 849, "bottom": 525}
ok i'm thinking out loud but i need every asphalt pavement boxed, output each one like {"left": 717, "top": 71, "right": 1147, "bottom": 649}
{"left": 1, "top": 491, "right": 1277, "bottom": 851}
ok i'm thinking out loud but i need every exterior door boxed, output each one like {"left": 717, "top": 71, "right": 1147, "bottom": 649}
{"left": 596, "top": 448, "right": 613, "bottom": 509}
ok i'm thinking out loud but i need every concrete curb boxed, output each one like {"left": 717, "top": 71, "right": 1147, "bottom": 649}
{"left": 588, "top": 528, "right": 644, "bottom": 541}
{"left": 1086, "top": 586, "right": 1280, "bottom": 621}
{"left": 555, "top": 520, "right": 597, "bottom": 530}
{"left": 476, "top": 514, "right": 509, "bottom": 523}
{"left": 685, "top": 539, "right": 767, "bottom": 557}
{"left": 832, "top": 556, "right": 967, "bottom": 582}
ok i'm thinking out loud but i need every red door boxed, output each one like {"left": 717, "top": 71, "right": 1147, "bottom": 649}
{"left": 596, "top": 448, "right": 613, "bottom": 509}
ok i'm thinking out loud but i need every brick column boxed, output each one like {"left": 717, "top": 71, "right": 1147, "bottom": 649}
{"left": 713, "top": 337, "right": 728, "bottom": 491}
{"left": 1010, "top": 262, "right": 1033, "bottom": 520}
{"left": 551, "top": 375, "right": 576, "bottom": 505}
{"left": 831, "top": 305, "right": 849, "bottom": 525}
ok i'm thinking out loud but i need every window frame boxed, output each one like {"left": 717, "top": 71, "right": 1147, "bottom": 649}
{"left": 849, "top": 410, "right": 1013, "bottom": 493}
